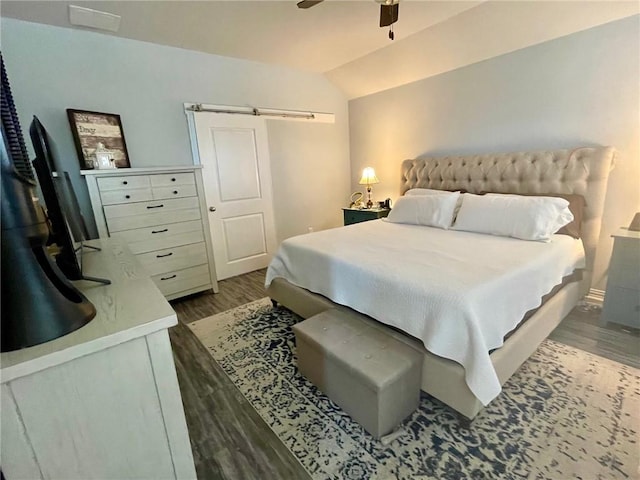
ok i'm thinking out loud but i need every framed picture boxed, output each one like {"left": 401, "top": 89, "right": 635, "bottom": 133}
{"left": 67, "top": 109, "right": 131, "bottom": 169}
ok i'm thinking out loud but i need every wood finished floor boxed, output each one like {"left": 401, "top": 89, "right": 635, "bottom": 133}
{"left": 169, "top": 269, "right": 310, "bottom": 480}
{"left": 169, "top": 270, "right": 639, "bottom": 479}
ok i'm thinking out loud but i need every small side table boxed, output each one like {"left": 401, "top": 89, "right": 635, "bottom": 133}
{"left": 343, "top": 207, "right": 390, "bottom": 226}
{"left": 601, "top": 228, "right": 640, "bottom": 328}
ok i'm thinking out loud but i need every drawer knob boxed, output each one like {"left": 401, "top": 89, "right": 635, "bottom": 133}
{"left": 125, "top": 195, "right": 130, "bottom": 199}
{"left": 209, "top": 206, "right": 216, "bottom": 212}
{"left": 123, "top": 181, "right": 128, "bottom": 185}
{"left": 173, "top": 190, "right": 178, "bottom": 195}
{"left": 156, "top": 252, "right": 174, "bottom": 258}
{"left": 147, "top": 204, "right": 164, "bottom": 209}
{"left": 171, "top": 178, "right": 176, "bottom": 182}
{"left": 160, "top": 274, "right": 177, "bottom": 281}
{"left": 151, "top": 228, "right": 169, "bottom": 234}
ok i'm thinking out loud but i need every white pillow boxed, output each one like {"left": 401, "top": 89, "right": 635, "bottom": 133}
{"left": 385, "top": 193, "right": 460, "bottom": 229}
{"left": 405, "top": 188, "right": 465, "bottom": 221}
{"left": 453, "top": 193, "right": 574, "bottom": 242}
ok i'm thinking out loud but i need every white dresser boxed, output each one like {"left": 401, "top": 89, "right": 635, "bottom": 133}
{"left": 601, "top": 228, "right": 640, "bottom": 328}
{"left": 83, "top": 166, "right": 218, "bottom": 300}
{"left": 1, "top": 238, "right": 196, "bottom": 479}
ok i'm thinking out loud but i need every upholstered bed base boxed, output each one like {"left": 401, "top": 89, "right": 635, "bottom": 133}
{"left": 268, "top": 146, "right": 615, "bottom": 419}
{"left": 268, "top": 276, "right": 581, "bottom": 419}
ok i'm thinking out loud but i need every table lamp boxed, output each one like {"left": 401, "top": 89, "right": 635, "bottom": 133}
{"left": 359, "top": 167, "right": 380, "bottom": 209}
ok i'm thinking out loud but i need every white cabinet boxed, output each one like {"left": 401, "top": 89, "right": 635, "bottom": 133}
{"left": 83, "top": 166, "right": 218, "bottom": 300}
{"left": 601, "top": 228, "right": 640, "bottom": 328}
{"left": 0, "top": 238, "right": 196, "bottom": 479}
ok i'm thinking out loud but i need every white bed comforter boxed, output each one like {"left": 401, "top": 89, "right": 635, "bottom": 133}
{"left": 265, "top": 220, "right": 585, "bottom": 405}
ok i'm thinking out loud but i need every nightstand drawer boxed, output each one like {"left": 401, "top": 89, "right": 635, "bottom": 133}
{"left": 137, "top": 242, "right": 208, "bottom": 276}
{"left": 609, "top": 238, "right": 640, "bottom": 288}
{"left": 602, "top": 286, "right": 640, "bottom": 328}
{"left": 607, "top": 264, "right": 640, "bottom": 289}
{"left": 343, "top": 208, "right": 390, "bottom": 226}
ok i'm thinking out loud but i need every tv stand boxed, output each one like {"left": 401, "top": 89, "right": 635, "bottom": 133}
{"left": 1, "top": 238, "right": 196, "bottom": 479}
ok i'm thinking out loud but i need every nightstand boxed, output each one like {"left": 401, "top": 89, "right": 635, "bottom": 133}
{"left": 601, "top": 228, "right": 640, "bottom": 328}
{"left": 343, "top": 207, "right": 390, "bottom": 226}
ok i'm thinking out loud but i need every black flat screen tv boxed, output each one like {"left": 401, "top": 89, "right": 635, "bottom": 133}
{"left": 1, "top": 52, "right": 97, "bottom": 351}
{"left": 30, "top": 116, "right": 84, "bottom": 280}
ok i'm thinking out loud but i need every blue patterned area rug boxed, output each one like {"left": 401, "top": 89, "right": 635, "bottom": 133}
{"left": 189, "top": 299, "right": 640, "bottom": 480}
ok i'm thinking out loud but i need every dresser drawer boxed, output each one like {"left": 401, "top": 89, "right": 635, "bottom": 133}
{"left": 100, "top": 188, "right": 153, "bottom": 206}
{"left": 97, "top": 175, "right": 150, "bottom": 191}
{"left": 152, "top": 185, "right": 197, "bottom": 200}
{"left": 110, "top": 220, "right": 204, "bottom": 254}
{"left": 152, "top": 264, "right": 211, "bottom": 296}
{"left": 602, "top": 286, "right": 640, "bottom": 328}
{"left": 104, "top": 197, "right": 201, "bottom": 233}
{"left": 104, "top": 196, "right": 199, "bottom": 219}
{"left": 106, "top": 209, "right": 201, "bottom": 234}
{"left": 150, "top": 172, "right": 195, "bottom": 187}
{"left": 137, "top": 242, "right": 208, "bottom": 276}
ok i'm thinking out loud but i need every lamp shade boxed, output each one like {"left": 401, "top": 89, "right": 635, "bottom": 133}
{"left": 358, "top": 167, "right": 380, "bottom": 185}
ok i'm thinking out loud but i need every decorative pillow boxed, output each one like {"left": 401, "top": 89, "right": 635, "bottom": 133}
{"left": 453, "top": 193, "right": 574, "bottom": 241}
{"left": 404, "top": 188, "right": 466, "bottom": 221}
{"left": 385, "top": 193, "right": 460, "bottom": 229}
{"left": 484, "top": 192, "right": 586, "bottom": 239}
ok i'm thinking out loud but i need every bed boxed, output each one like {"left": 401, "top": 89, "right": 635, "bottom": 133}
{"left": 266, "top": 146, "right": 616, "bottom": 419}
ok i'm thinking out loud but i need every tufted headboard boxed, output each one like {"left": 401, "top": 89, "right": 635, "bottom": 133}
{"left": 400, "top": 147, "right": 616, "bottom": 292}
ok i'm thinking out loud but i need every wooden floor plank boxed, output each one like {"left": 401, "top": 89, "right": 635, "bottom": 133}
{"left": 168, "top": 316, "right": 310, "bottom": 480}
{"left": 549, "top": 304, "right": 639, "bottom": 368}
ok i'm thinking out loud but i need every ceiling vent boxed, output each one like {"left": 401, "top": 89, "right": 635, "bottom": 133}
{"left": 68, "top": 5, "right": 121, "bottom": 33}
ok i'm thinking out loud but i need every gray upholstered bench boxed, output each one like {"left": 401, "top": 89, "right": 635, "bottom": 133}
{"left": 293, "top": 309, "right": 423, "bottom": 438}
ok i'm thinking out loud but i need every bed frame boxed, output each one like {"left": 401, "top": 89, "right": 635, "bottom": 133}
{"left": 267, "top": 146, "right": 616, "bottom": 419}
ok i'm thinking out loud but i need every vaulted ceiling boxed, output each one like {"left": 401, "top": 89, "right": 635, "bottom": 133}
{"left": 2, "top": 1, "right": 638, "bottom": 99}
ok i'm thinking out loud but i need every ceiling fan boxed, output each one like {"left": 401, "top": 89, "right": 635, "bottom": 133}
{"left": 297, "top": 0, "right": 400, "bottom": 40}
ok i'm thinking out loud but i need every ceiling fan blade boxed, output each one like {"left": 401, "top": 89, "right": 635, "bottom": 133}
{"left": 379, "top": 3, "right": 399, "bottom": 27}
{"left": 297, "top": 0, "right": 324, "bottom": 9}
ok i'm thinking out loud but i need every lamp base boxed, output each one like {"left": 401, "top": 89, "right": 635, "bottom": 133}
{"left": 366, "top": 186, "right": 373, "bottom": 208}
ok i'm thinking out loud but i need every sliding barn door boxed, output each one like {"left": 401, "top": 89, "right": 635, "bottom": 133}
{"left": 193, "top": 113, "right": 277, "bottom": 280}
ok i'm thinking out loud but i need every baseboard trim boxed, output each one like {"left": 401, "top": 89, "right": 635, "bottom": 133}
{"left": 583, "top": 288, "right": 605, "bottom": 306}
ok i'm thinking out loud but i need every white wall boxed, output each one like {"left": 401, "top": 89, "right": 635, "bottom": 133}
{"left": 349, "top": 15, "right": 640, "bottom": 290}
{"left": 1, "top": 18, "right": 350, "bottom": 242}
